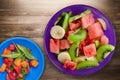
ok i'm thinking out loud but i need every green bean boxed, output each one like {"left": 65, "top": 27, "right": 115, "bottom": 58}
{"left": 17, "top": 45, "right": 36, "bottom": 60}
{"left": 94, "top": 40, "right": 100, "bottom": 48}
{"left": 69, "top": 9, "right": 91, "bottom": 22}
{"left": 1, "top": 52, "right": 21, "bottom": 58}
{"left": 68, "top": 28, "right": 87, "bottom": 42}
{"left": 97, "top": 44, "right": 115, "bottom": 62}
{"left": 69, "top": 42, "right": 79, "bottom": 62}
{"left": 76, "top": 60, "right": 99, "bottom": 69}
{"left": 62, "top": 11, "right": 72, "bottom": 31}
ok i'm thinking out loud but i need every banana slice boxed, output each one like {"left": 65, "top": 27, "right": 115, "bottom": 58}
{"left": 86, "top": 56, "right": 98, "bottom": 62}
{"left": 97, "top": 18, "right": 107, "bottom": 30}
{"left": 50, "top": 25, "right": 65, "bottom": 39}
{"left": 58, "top": 51, "right": 71, "bottom": 63}
{"left": 76, "top": 56, "right": 86, "bottom": 62}
{"left": 76, "top": 56, "right": 97, "bottom": 62}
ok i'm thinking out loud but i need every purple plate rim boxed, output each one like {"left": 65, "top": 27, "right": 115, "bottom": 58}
{"left": 44, "top": 4, "right": 116, "bottom": 76}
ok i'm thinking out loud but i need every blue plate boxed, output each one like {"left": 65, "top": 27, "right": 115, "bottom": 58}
{"left": 0, "top": 37, "right": 44, "bottom": 80}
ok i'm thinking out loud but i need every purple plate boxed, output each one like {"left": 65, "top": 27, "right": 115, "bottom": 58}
{"left": 44, "top": 4, "right": 116, "bottom": 76}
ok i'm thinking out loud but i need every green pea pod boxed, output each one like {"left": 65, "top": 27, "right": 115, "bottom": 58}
{"left": 69, "top": 9, "right": 91, "bottom": 22}
{"left": 1, "top": 52, "right": 21, "bottom": 58}
{"left": 62, "top": 11, "right": 72, "bottom": 31}
{"left": 55, "top": 12, "right": 66, "bottom": 26}
{"left": 68, "top": 29, "right": 87, "bottom": 42}
{"left": 17, "top": 45, "right": 36, "bottom": 60}
{"left": 69, "top": 42, "right": 79, "bottom": 62}
{"left": 97, "top": 44, "right": 115, "bottom": 62}
{"left": 76, "top": 60, "right": 99, "bottom": 69}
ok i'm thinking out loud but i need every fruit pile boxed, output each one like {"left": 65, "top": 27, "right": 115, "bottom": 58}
{"left": 0, "top": 43, "right": 38, "bottom": 80}
{"left": 49, "top": 9, "right": 115, "bottom": 70}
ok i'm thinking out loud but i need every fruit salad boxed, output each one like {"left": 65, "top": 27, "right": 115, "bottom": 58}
{"left": 0, "top": 43, "right": 39, "bottom": 80}
{"left": 49, "top": 9, "right": 115, "bottom": 70}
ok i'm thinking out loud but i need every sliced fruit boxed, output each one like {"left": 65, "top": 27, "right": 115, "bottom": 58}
{"left": 4, "top": 58, "right": 13, "bottom": 68}
{"left": 30, "top": 59, "right": 39, "bottom": 67}
{"left": 81, "top": 13, "right": 95, "bottom": 28}
{"left": 8, "top": 71, "right": 17, "bottom": 80}
{"left": 79, "top": 40, "right": 86, "bottom": 53}
{"left": 69, "top": 9, "right": 91, "bottom": 22}
{"left": 50, "top": 25, "right": 65, "bottom": 39}
{"left": 21, "top": 60, "right": 29, "bottom": 68}
{"left": 83, "top": 43, "right": 96, "bottom": 57}
{"left": 14, "top": 58, "right": 22, "bottom": 66}
{"left": 63, "top": 60, "right": 77, "bottom": 70}
{"left": 100, "top": 35, "right": 109, "bottom": 45}
{"left": 0, "top": 63, "right": 6, "bottom": 72}
{"left": 97, "top": 18, "right": 107, "bottom": 30}
{"left": 76, "top": 60, "right": 99, "bottom": 69}
{"left": 97, "top": 44, "right": 115, "bottom": 62}
{"left": 62, "top": 12, "right": 72, "bottom": 31}
{"left": 76, "top": 56, "right": 86, "bottom": 62}
{"left": 2, "top": 48, "right": 12, "bottom": 55}
{"left": 14, "top": 65, "right": 21, "bottom": 74}
{"left": 86, "top": 56, "right": 97, "bottom": 62}
{"left": 69, "top": 21, "right": 80, "bottom": 31}
{"left": 69, "top": 42, "right": 79, "bottom": 62}
{"left": 94, "top": 40, "right": 100, "bottom": 48}
{"left": 50, "top": 39, "right": 59, "bottom": 54}
{"left": 87, "top": 22, "right": 104, "bottom": 40}
{"left": 58, "top": 51, "right": 71, "bottom": 63}
{"left": 68, "top": 29, "right": 87, "bottom": 42}
{"left": 8, "top": 44, "right": 16, "bottom": 51}
{"left": 60, "top": 39, "right": 70, "bottom": 49}
{"left": 104, "top": 52, "right": 110, "bottom": 58}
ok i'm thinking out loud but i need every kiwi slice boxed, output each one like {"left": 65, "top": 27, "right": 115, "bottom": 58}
{"left": 96, "top": 44, "right": 115, "bottom": 62}
{"left": 76, "top": 60, "right": 99, "bottom": 69}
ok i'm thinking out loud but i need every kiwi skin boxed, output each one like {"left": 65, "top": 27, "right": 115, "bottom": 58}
{"left": 76, "top": 60, "right": 99, "bottom": 69}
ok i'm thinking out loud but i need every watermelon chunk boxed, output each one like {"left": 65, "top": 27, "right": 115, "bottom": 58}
{"left": 60, "top": 39, "right": 70, "bottom": 49}
{"left": 88, "top": 22, "right": 104, "bottom": 40}
{"left": 100, "top": 35, "right": 109, "bottom": 45}
{"left": 50, "top": 38, "right": 59, "bottom": 54}
{"left": 81, "top": 13, "right": 95, "bottom": 28}
{"left": 63, "top": 60, "right": 77, "bottom": 70}
{"left": 83, "top": 43, "right": 96, "bottom": 57}
{"left": 69, "top": 19, "right": 81, "bottom": 31}
{"left": 69, "top": 22, "right": 80, "bottom": 31}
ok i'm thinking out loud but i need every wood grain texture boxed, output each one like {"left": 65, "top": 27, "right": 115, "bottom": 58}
{"left": 0, "top": 0, "right": 120, "bottom": 80}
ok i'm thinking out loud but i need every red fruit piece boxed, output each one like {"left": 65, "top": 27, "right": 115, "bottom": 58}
{"left": 50, "top": 38, "right": 59, "bottom": 54}
{"left": 100, "top": 35, "right": 109, "bottom": 45}
{"left": 8, "top": 70, "right": 17, "bottom": 80}
{"left": 81, "top": 13, "right": 95, "bottom": 28}
{"left": 87, "top": 22, "right": 104, "bottom": 40}
{"left": 25, "top": 67, "right": 30, "bottom": 74}
{"left": 85, "top": 35, "right": 95, "bottom": 45}
{"left": 83, "top": 43, "right": 96, "bottom": 57}
{"left": 63, "top": 60, "right": 77, "bottom": 70}
{"left": 6, "top": 74, "right": 11, "bottom": 80}
{"left": 14, "top": 65, "right": 21, "bottom": 74}
{"left": 69, "top": 21, "right": 80, "bottom": 31}
{"left": 4, "top": 58, "right": 13, "bottom": 68}
{"left": 60, "top": 39, "right": 70, "bottom": 49}
{"left": 8, "top": 44, "right": 16, "bottom": 51}
{"left": 79, "top": 41, "right": 86, "bottom": 53}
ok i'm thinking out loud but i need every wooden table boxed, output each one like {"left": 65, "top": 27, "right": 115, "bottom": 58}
{"left": 0, "top": 0, "right": 120, "bottom": 80}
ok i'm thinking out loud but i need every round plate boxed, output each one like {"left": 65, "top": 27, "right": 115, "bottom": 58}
{"left": 0, "top": 37, "right": 44, "bottom": 80}
{"left": 44, "top": 4, "right": 116, "bottom": 76}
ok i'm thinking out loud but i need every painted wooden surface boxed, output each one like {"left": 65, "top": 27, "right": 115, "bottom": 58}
{"left": 0, "top": 0, "right": 120, "bottom": 80}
